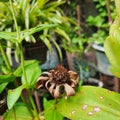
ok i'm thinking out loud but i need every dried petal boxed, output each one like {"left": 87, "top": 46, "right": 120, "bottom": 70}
{"left": 70, "top": 79, "right": 78, "bottom": 87}
{"left": 54, "top": 85, "right": 61, "bottom": 98}
{"left": 46, "top": 81, "right": 55, "bottom": 95}
{"left": 36, "top": 76, "right": 49, "bottom": 89}
{"left": 68, "top": 71, "right": 79, "bottom": 85}
{"left": 42, "top": 72, "right": 52, "bottom": 77}
{"left": 64, "top": 83, "right": 75, "bottom": 99}
{"left": 68, "top": 71, "right": 79, "bottom": 80}
{"left": 45, "top": 80, "right": 52, "bottom": 89}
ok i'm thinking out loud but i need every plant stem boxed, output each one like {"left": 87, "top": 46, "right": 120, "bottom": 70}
{"left": 9, "top": 0, "right": 20, "bottom": 42}
{"left": 13, "top": 107, "right": 17, "bottom": 120}
{"left": 34, "top": 91, "right": 42, "bottom": 112}
{"left": 0, "top": 41, "right": 11, "bottom": 70}
{"left": 20, "top": 41, "right": 40, "bottom": 120}
{"left": 9, "top": 1, "right": 40, "bottom": 119}
{"left": 106, "top": 0, "right": 112, "bottom": 24}
{"left": 21, "top": 94, "right": 34, "bottom": 118}
{"left": 20, "top": 43, "right": 28, "bottom": 84}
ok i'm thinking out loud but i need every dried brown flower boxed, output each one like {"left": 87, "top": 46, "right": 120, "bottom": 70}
{"left": 36, "top": 65, "right": 79, "bottom": 99}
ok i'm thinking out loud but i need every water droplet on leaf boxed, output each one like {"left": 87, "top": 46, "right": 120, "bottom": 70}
{"left": 82, "top": 104, "right": 88, "bottom": 110}
{"left": 93, "top": 106, "right": 101, "bottom": 112}
{"left": 88, "top": 111, "right": 93, "bottom": 116}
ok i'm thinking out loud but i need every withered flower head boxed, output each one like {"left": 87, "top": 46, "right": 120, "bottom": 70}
{"left": 36, "top": 65, "right": 79, "bottom": 99}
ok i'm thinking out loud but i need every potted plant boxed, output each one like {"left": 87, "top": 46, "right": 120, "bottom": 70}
{"left": 0, "top": 0, "right": 76, "bottom": 69}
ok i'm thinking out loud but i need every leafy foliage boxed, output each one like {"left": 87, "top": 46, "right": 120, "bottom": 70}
{"left": 7, "top": 85, "right": 26, "bottom": 110}
{"left": 87, "top": 0, "right": 115, "bottom": 44}
{"left": 44, "top": 98, "right": 64, "bottom": 120}
{"left": 0, "top": 0, "right": 76, "bottom": 62}
{"left": 55, "top": 86, "right": 120, "bottom": 120}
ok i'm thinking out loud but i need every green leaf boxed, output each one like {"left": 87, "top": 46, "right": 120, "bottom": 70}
{"left": 115, "top": 0, "right": 120, "bottom": 18}
{"left": 21, "top": 60, "right": 41, "bottom": 88}
{"left": 110, "top": 66, "right": 120, "bottom": 77}
{"left": 109, "top": 17, "right": 120, "bottom": 46}
{"left": 0, "top": 83, "right": 8, "bottom": 94}
{"left": 104, "top": 17, "right": 120, "bottom": 77}
{"left": 0, "top": 0, "right": 9, "bottom": 2}
{"left": 51, "top": 38, "right": 62, "bottom": 61}
{"left": 7, "top": 85, "right": 26, "bottom": 110}
{"left": 54, "top": 28, "right": 71, "bottom": 43}
{"left": 44, "top": 98, "right": 64, "bottom": 120}
{"left": 1, "top": 66, "right": 11, "bottom": 74}
{"left": 14, "top": 60, "right": 40, "bottom": 77}
{"left": 0, "top": 32, "right": 17, "bottom": 43}
{"left": 0, "top": 74, "right": 15, "bottom": 83}
{"left": 3, "top": 103, "right": 33, "bottom": 120}
{"left": 56, "top": 86, "right": 120, "bottom": 120}
{"left": 40, "top": 35, "right": 52, "bottom": 52}
{"left": 104, "top": 36, "right": 120, "bottom": 71}
{"left": 20, "top": 24, "right": 58, "bottom": 42}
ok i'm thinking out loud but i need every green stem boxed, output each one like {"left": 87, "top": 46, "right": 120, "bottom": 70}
{"left": 9, "top": 1, "right": 39, "bottom": 119}
{"left": 9, "top": 0, "right": 20, "bottom": 41}
{"left": 13, "top": 107, "right": 17, "bottom": 120}
{"left": 21, "top": 94, "right": 34, "bottom": 118}
{"left": 20, "top": 42, "right": 39, "bottom": 120}
{"left": 20, "top": 43, "right": 28, "bottom": 84}
{"left": 0, "top": 41, "right": 11, "bottom": 70}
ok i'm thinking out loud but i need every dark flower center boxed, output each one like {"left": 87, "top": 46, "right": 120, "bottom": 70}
{"left": 51, "top": 65, "right": 70, "bottom": 84}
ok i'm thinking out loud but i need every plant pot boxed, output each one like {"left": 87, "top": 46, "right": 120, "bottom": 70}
{"left": 92, "top": 43, "right": 112, "bottom": 76}
{"left": 24, "top": 41, "right": 60, "bottom": 70}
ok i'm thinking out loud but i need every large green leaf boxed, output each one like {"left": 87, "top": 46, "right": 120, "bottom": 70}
{"left": 0, "top": 74, "right": 15, "bottom": 83}
{"left": 56, "top": 86, "right": 120, "bottom": 120}
{"left": 3, "top": 103, "right": 33, "bottom": 120}
{"left": 14, "top": 60, "right": 40, "bottom": 76}
{"left": 7, "top": 85, "right": 26, "bottom": 110}
{"left": 21, "top": 60, "right": 41, "bottom": 88}
{"left": 104, "top": 36, "right": 120, "bottom": 70}
{"left": 44, "top": 98, "right": 64, "bottom": 120}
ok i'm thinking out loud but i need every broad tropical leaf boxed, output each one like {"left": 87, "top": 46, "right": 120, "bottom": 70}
{"left": 7, "top": 85, "right": 26, "bottom": 109}
{"left": 21, "top": 60, "right": 41, "bottom": 88}
{"left": 56, "top": 86, "right": 120, "bottom": 120}
{"left": 104, "top": 36, "right": 120, "bottom": 70}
